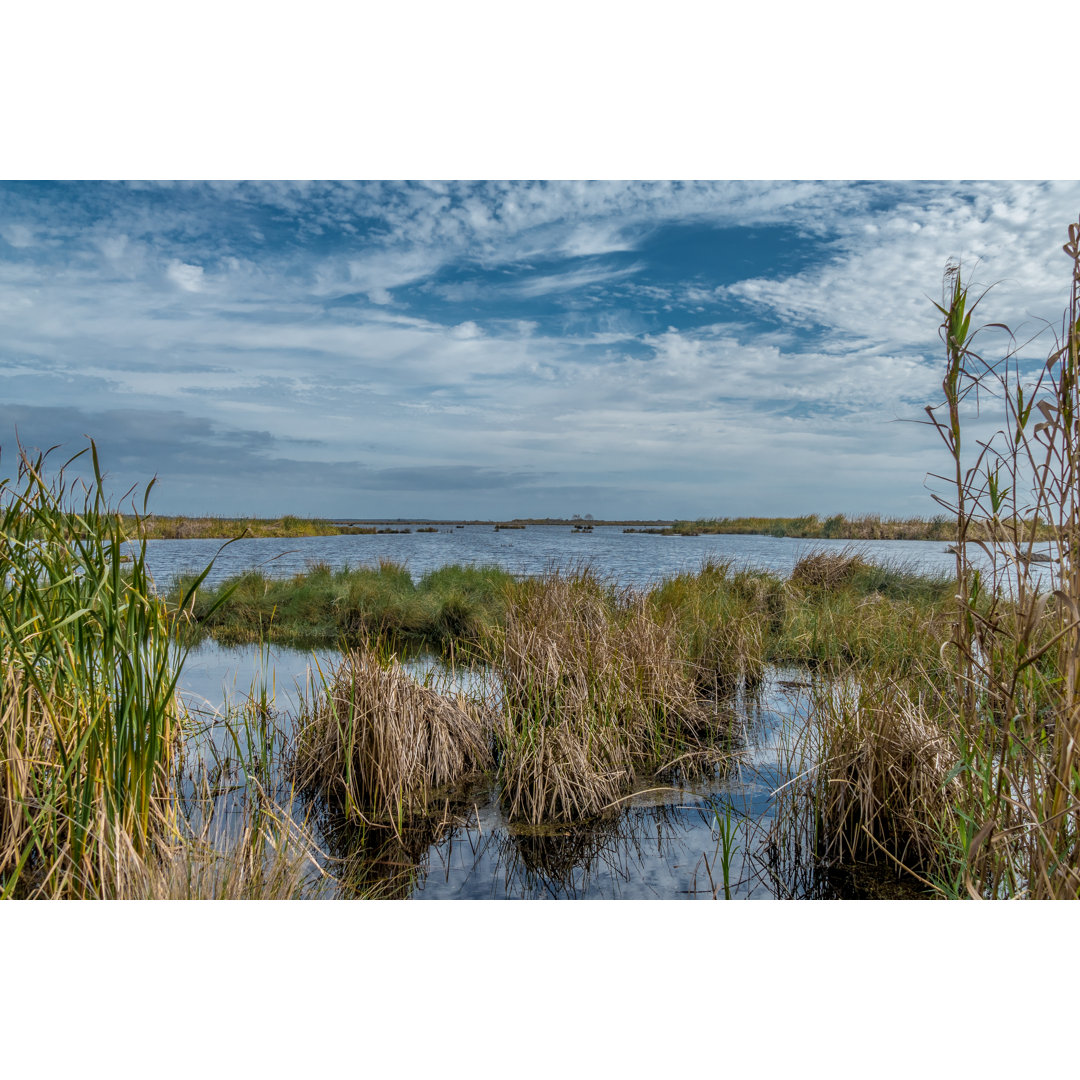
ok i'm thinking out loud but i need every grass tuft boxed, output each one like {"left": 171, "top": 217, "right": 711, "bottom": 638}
{"left": 491, "top": 569, "right": 720, "bottom": 824}
{"left": 292, "top": 642, "right": 493, "bottom": 833}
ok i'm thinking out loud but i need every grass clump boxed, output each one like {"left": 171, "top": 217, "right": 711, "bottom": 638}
{"left": 176, "top": 560, "right": 516, "bottom": 653}
{"left": 292, "top": 642, "right": 493, "bottom": 833}
{"left": 491, "top": 569, "right": 719, "bottom": 825}
{"left": 648, "top": 559, "right": 781, "bottom": 693}
{"left": 773, "top": 551, "right": 953, "bottom": 677}
{"left": 788, "top": 675, "right": 961, "bottom": 878}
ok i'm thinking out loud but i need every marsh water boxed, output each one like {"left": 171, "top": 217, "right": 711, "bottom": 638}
{"left": 167, "top": 527, "right": 958, "bottom": 899}
{"left": 144, "top": 523, "right": 966, "bottom": 590}
{"left": 180, "top": 638, "right": 816, "bottom": 899}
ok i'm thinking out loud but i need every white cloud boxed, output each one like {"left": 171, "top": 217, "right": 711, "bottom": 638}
{"left": 721, "top": 182, "right": 1078, "bottom": 354}
{"left": 514, "top": 262, "right": 644, "bottom": 298}
{"left": 2, "top": 180, "right": 1078, "bottom": 517}
{"left": 165, "top": 259, "right": 205, "bottom": 292}
{"left": 1, "top": 224, "right": 35, "bottom": 248}
{"left": 97, "top": 234, "right": 129, "bottom": 261}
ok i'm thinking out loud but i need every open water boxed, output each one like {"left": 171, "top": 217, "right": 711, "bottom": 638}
{"left": 144, "top": 523, "right": 968, "bottom": 591}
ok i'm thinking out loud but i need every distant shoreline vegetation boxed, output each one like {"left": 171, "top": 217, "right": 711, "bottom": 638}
{"left": 635, "top": 515, "right": 959, "bottom": 540}
{"left": 124, "top": 512, "right": 1055, "bottom": 543}
{"left": 125, "top": 515, "right": 671, "bottom": 539}
{"left": 124, "top": 515, "right": 374, "bottom": 539}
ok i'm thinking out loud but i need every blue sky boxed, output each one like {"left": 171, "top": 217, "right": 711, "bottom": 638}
{"left": 2, "top": 179, "right": 1078, "bottom": 519}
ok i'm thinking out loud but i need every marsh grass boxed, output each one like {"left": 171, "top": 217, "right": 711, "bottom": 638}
{"left": 292, "top": 642, "right": 493, "bottom": 835}
{"left": 649, "top": 559, "right": 781, "bottom": 694}
{"left": 100, "top": 778, "right": 329, "bottom": 900}
{"left": 796, "top": 674, "right": 960, "bottom": 877}
{"left": 772, "top": 551, "right": 953, "bottom": 677}
{"left": 0, "top": 445, "right": 201, "bottom": 896}
{"left": 0, "top": 443, "right": 340, "bottom": 899}
{"left": 671, "top": 513, "right": 959, "bottom": 541}
{"left": 490, "top": 568, "right": 722, "bottom": 824}
{"left": 181, "top": 547, "right": 959, "bottom": 691}
{"left": 125, "top": 514, "right": 371, "bottom": 539}
{"left": 176, "top": 560, "right": 516, "bottom": 653}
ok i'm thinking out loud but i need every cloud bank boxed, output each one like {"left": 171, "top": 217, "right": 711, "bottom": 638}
{"left": 1, "top": 180, "right": 1075, "bottom": 517}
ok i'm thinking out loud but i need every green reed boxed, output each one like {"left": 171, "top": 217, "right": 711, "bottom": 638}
{"left": 0, "top": 443, "right": 211, "bottom": 894}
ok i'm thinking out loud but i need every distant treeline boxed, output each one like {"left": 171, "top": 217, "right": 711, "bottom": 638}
{"left": 122, "top": 515, "right": 674, "bottom": 538}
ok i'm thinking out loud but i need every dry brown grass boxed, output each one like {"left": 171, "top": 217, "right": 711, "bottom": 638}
{"left": 96, "top": 796, "right": 328, "bottom": 900}
{"left": 803, "top": 676, "right": 961, "bottom": 875}
{"left": 1, "top": 668, "right": 181, "bottom": 898}
{"left": 789, "top": 550, "right": 867, "bottom": 591}
{"left": 292, "top": 643, "right": 493, "bottom": 833}
{"left": 493, "top": 570, "right": 719, "bottom": 825}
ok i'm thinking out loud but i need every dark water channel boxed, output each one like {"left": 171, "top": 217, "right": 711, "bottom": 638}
{"left": 179, "top": 640, "right": 829, "bottom": 900}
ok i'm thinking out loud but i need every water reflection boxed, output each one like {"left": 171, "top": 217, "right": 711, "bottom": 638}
{"left": 173, "top": 640, "right": 915, "bottom": 899}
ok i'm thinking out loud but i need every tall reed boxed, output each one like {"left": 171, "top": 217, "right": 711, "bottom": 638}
{"left": 794, "top": 217, "right": 1080, "bottom": 897}
{"left": 0, "top": 442, "right": 250, "bottom": 896}
{"left": 923, "top": 219, "right": 1080, "bottom": 896}
{"left": 1, "top": 446, "right": 185, "bottom": 894}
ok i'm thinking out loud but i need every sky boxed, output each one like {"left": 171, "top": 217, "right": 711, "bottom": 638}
{"left": 2, "top": 179, "right": 1078, "bottom": 520}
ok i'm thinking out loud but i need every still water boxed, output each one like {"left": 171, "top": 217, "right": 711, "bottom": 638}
{"left": 180, "top": 638, "right": 829, "bottom": 899}
{"left": 146, "top": 523, "right": 966, "bottom": 590}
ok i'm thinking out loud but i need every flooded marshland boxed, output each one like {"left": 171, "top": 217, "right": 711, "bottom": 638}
{"left": 179, "top": 640, "right": 916, "bottom": 899}
{"left": 158, "top": 529, "right": 985, "bottom": 900}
